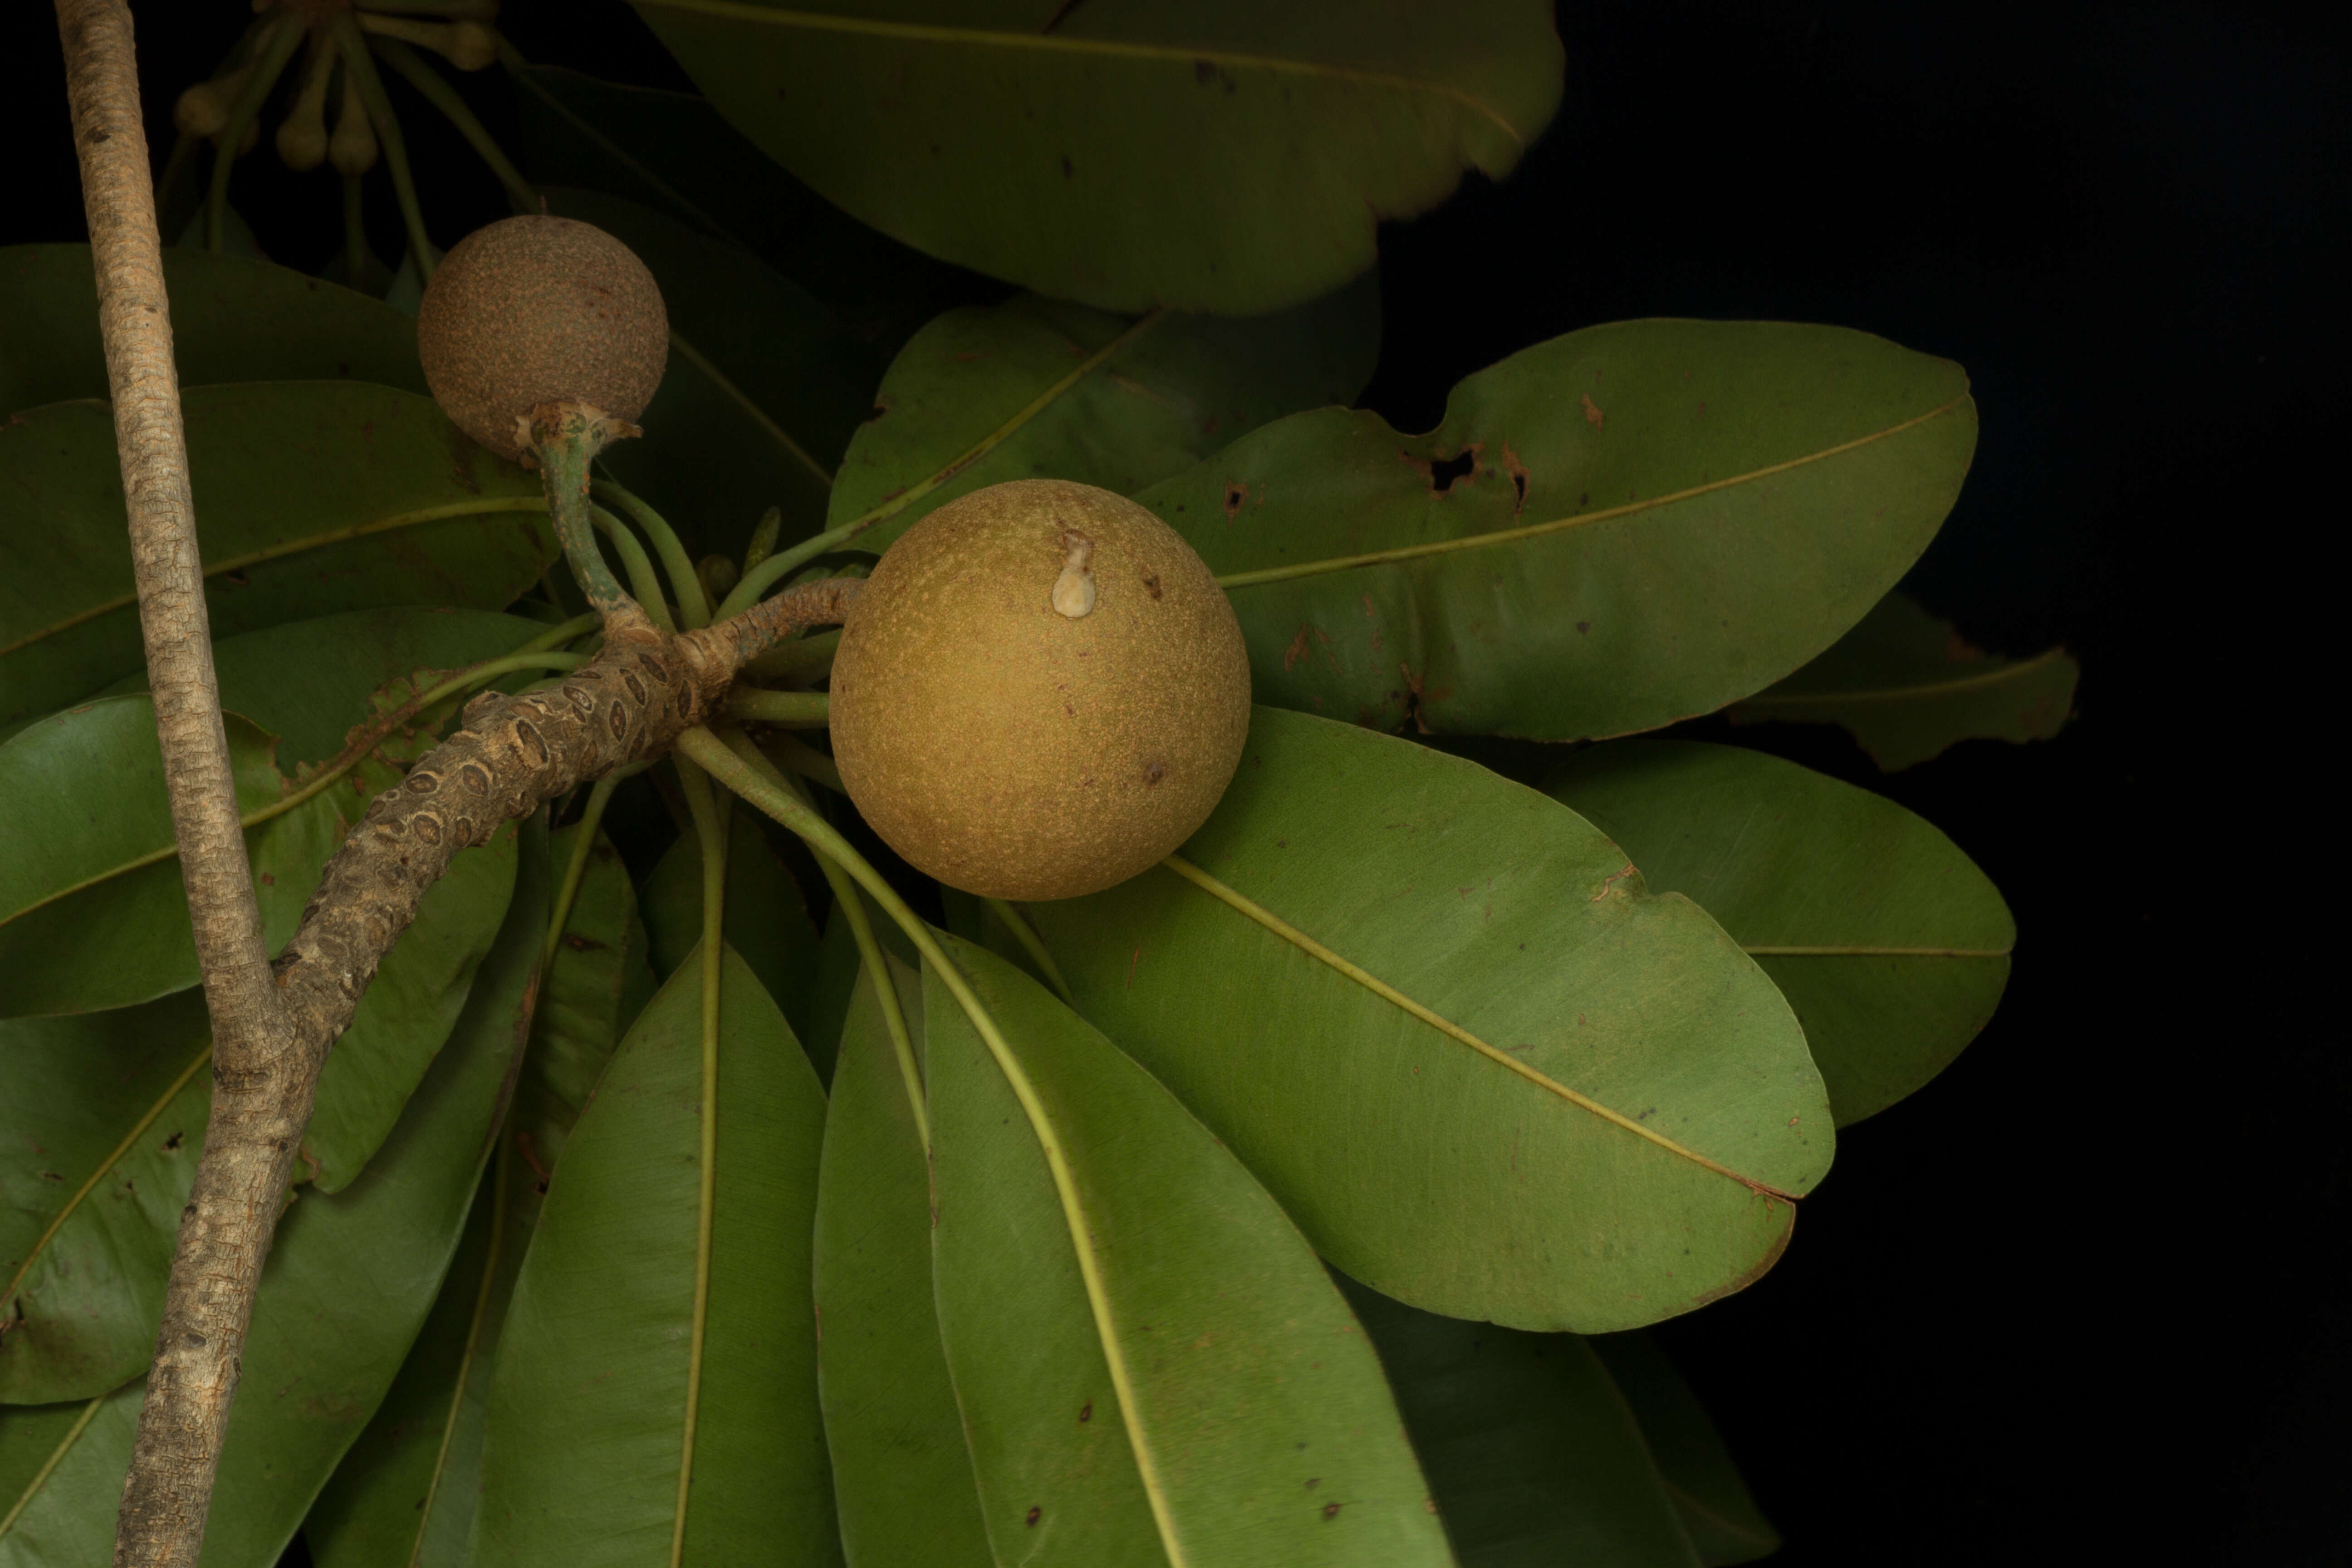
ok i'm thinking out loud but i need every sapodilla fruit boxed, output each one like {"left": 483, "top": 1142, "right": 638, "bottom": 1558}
{"left": 417, "top": 215, "right": 667, "bottom": 462}
{"left": 829, "top": 479, "right": 1251, "bottom": 901}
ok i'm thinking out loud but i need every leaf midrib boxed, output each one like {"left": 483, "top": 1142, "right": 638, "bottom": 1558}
{"left": 0, "top": 1391, "right": 111, "bottom": 1541}
{"left": 1, "top": 1044, "right": 213, "bottom": 1321}
{"left": 1737, "top": 645, "right": 2072, "bottom": 706}
{"left": 1210, "top": 392, "right": 1972, "bottom": 590}
{"left": 633, "top": 0, "right": 1534, "bottom": 146}
{"left": 0, "top": 496, "right": 547, "bottom": 660}
{"left": 1159, "top": 855, "right": 1795, "bottom": 1200}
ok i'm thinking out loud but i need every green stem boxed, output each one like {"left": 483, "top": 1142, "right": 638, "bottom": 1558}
{"left": 722, "top": 689, "right": 828, "bottom": 728}
{"left": 758, "top": 732, "right": 843, "bottom": 794}
{"left": 680, "top": 724, "right": 1185, "bottom": 1552}
{"left": 740, "top": 628, "right": 838, "bottom": 688}
{"left": 542, "top": 771, "right": 627, "bottom": 976}
{"left": 205, "top": 15, "right": 303, "bottom": 251}
{"left": 594, "top": 480, "right": 710, "bottom": 629}
{"left": 668, "top": 755, "right": 730, "bottom": 1568}
{"left": 742, "top": 506, "right": 783, "bottom": 574}
{"left": 330, "top": 15, "right": 436, "bottom": 279}
{"left": 983, "top": 899, "right": 1076, "bottom": 1007}
{"left": 711, "top": 309, "right": 1167, "bottom": 621}
{"left": 366, "top": 34, "right": 538, "bottom": 213}
{"left": 715, "top": 729, "right": 926, "bottom": 1146}
{"left": 527, "top": 407, "right": 636, "bottom": 617}
{"left": 589, "top": 505, "right": 673, "bottom": 632}
{"left": 713, "top": 518, "right": 865, "bottom": 622}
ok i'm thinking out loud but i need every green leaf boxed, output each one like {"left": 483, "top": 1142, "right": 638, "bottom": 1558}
{"left": 1589, "top": 1334, "right": 1779, "bottom": 1567}
{"left": 2, "top": 806, "right": 522, "bottom": 1397}
{"left": 924, "top": 935, "right": 1450, "bottom": 1566}
{"left": 640, "top": 807, "right": 824, "bottom": 1051}
{"left": 0, "top": 990, "right": 211, "bottom": 1405}
{"left": 629, "top": 0, "right": 1562, "bottom": 314}
{"left": 505, "top": 64, "right": 978, "bottom": 347}
{"left": 96, "top": 607, "right": 554, "bottom": 774}
{"left": 539, "top": 187, "right": 882, "bottom": 553}
{"left": 1138, "top": 319, "right": 1977, "bottom": 740}
{"left": 0, "top": 382, "right": 553, "bottom": 734}
{"left": 1544, "top": 738, "right": 2014, "bottom": 1127}
{"left": 474, "top": 946, "right": 836, "bottom": 1565}
{"left": 301, "top": 1181, "right": 503, "bottom": 1568}
{"left": 1727, "top": 590, "right": 2079, "bottom": 770}
{"left": 1029, "top": 706, "right": 1828, "bottom": 1332}
{"left": 814, "top": 954, "right": 995, "bottom": 1566}
{"left": 0, "top": 245, "right": 424, "bottom": 416}
{"left": 1335, "top": 1274, "right": 1700, "bottom": 1568}
{"left": 0, "top": 817, "right": 547, "bottom": 1566}
{"left": 523, "top": 825, "right": 660, "bottom": 1177}
{"left": 791, "top": 893, "right": 866, "bottom": 1088}
{"left": 0, "top": 697, "right": 340, "bottom": 1018}
{"left": 303, "top": 823, "right": 519, "bottom": 1192}
{"left": 829, "top": 276, "right": 1381, "bottom": 551}
{"left": 305, "top": 823, "right": 647, "bottom": 1568}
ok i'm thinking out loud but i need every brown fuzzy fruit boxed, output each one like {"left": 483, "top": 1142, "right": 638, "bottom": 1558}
{"left": 829, "top": 479, "right": 1251, "bottom": 901}
{"left": 417, "top": 216, "right": 667, "bottom": 461}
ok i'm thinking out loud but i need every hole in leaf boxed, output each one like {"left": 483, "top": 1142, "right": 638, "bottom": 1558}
{"left": 1426, "top": 451, "right": 1476, "bottom": 493}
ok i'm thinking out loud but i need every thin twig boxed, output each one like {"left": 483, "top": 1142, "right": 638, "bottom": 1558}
{"left": 56, "top": 4, "right": 304, "bottom": 1563}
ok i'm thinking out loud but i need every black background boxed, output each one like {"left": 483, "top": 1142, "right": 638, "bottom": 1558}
{"left": 2, "top": 2, "right": 2340, "bottom": 1563}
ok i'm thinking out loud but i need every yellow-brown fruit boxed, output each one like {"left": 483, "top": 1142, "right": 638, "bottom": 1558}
{"left": 830, "top": 480, "right": 1251, "bottom": 901}
{"left": 417, "top": 216, "right": 667, "bottom": 462}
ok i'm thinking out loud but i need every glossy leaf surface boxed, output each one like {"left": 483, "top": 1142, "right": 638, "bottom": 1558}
{"left": 640, "top": 808, "right": 823, "bottom": 1048}
{"left": 1590, "top": 1334, "right": 1780, "bottom": 1566}
{"left": 0, "top": 992, "right": 212, "bottom": 1404}
{"left": 0, "top": 821, "right": 545, "bottom": 1566}
{"left": 306, "top": 825, "right": 647, "bottom": 1568}
{"left": 1727, "top": 591, "right": 2078, "bottom": 770}
{"left": 1140, "top": 319, "right": 1976, "bottom": 739}
{"left": 0, "top": 698, "right": 338, "bottom": 1017}
{"left": 475, "top": 947, "right": 836, "bottom": 1566}
{"left": 541, "top": 187, "right": 879, "bottom": 551}
{"left": 0, "top": 383, "right": 551, "bottom": 732}
{"left": 0, "top": 245, "right": 424, "bottom": 415}
{"left": 1030, "top": 707, "right": 1828, "bottom": 1331}
{"left": 830, "top": 276, "right": 1381, "bottom": 550}
{"left": 303, "top": 826, "right": 518, "bottom": 1192}
{"left": 1336, "top": 1274, "right": 1699, "bottom": 1568}
{"left": 926, "top": 936, "right": 1450, "bottom": 1567}
{"left": 98, "top": 607, "right": 552, "bottom": 773}
{"left": 813, "top": 956, "right": 994, "bottom": 1567}
{"left": 1546, "top": 739, "right": 2013, "bottom": 1126}
{"left": 632, "top": 0, "right": 1562, "bottom": 314}
{"left": 3, "top": 768, "right": 518, "bottom": 1396}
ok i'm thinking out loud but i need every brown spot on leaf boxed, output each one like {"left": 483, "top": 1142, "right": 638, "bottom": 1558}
{"left": 1026, "top": 1506, "right": 1043, "bottom": 1528}
{"left": 1582, "top": 393, "right": 1605, "bottom": 427}
{"left": 1499, "top": 440, "right": 1530, "bottom": 512}
{"left": 1283, "top": 626, "right": 1313, "bottom": 671}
